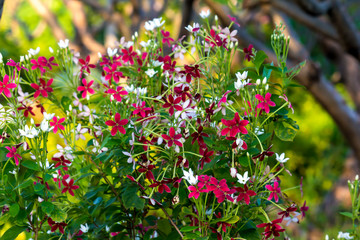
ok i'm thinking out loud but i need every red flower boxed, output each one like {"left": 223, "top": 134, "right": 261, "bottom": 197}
{"left": 62, "top": 178, "right": 79, "bottom": 196}
{"left": 266, "top": 181, "right": 281, "bottom": 202}
{"left": 188, "top": 186, "right": 201, "bottom": 199}
{"left": 48, "top": 217, "right": 68, "bottom": 234}
{"left": 215, "top": 212, "right": 232, "bottom": 232}
{"left": 105, "top": 86, "right": 128, "bottom": 102}
{"left": 5, "top": 146, "right": 21, "bottom": 166}
{"left": 122, "top": 46, "right": 137, "bottom": 65}
{"left": 300, "top": 201, "right": 309, "bottom": 219}
{"left": 52, "top": 155, "right": 71, "bottom": 171}
{"left": 79, "top": 55, "right": 96, "bottom": 74}
{"left": 191, "top": 125, "right": 209, "bottom": 147}
{"left": 105, "top": 113, "right": 128, "bottom": 136}
{"left": 17, "top": 103, "right": 35, "bottom": 117}
{"left": 234, "top": 184, "right": 256, "bottom": 205}
{"left": 30, "top": 78, "right": 53, "bottom": 98}
{"left": 132, "top": 101, "right": 152, "bottom": 118}
{"left": 221, "top": 112, "right": 249, "bottom": 137}
{"left": 243, "top": 44, "right": 254, "bottom": 62}
{"left": 50, "top": 116, "right": 66, "bottom": 134}
{"left": 138, "top": 164, "right": 156, "bottom": 181}
{"left": 256, "top": 218, "right": 285, "bottom": 239}
{"left": 255, "top": 93, "right": 276, "bottom": 114}
{"left": 179, "top": 64, "right": 201, "bottom": 83}
{"left": 158, "top": 55, "right": 176, "bottom": 73}
{"left": 198, "top": 147, "right": 214, "bottom": 169}
{"left": 205, "top": 29, "right": 227, "bottom": 48}
{"left": 208, "top": 178, "right": 229, "bottom": 195}
{"left": 278, "top": 204, "right": 298, "bottom": 219}
{"left": 252, "top": 144, "right": 274, "bottom": 161}
{"left": 161, "top": 30, "right": 174, "bottom": 47}
{"left": 162, "top": 127, "right": 183, "bottom": 148}
{"left": 77, "top": 78, "right": 95, "bottom": 98}
{"left": 149, "top": 181, "right": 171, "bottom": 194}
{"left": 162, "top": 94, "right": 183, "bottom": 116}
{"left": 0, "top": 74, "right": 17, "bottom": 98}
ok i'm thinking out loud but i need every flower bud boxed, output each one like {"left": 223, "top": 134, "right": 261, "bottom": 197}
{"left": 215, "top": 15, "right": 218, "bottom": 21}
{"left": 20, "top": 56, "right": 24, "bottom": 62}
{"left": 98, "top": 52, "right": 102, "bottom": 58}
{"left": 172, "top": 195, "right": 180, "bottom": 205}
{"left": 69, "top": 105, "right": 73, "bottom": 111}
{"left": 0, "top": 52, "right": 3, "bottom": 63}
{"left": 230, "top": 167, "right": 237, "bottom": 178}
{"left": 49, "top": 47, "right": 54, "bottom": 53}
{"left": 265, "top": 84, "right": 269, "bottom": 91}
{"left": 262, "top": 77, "right": 267, "bottom": 84}
{"left": 256, "top": 79, "right": 261, "bottom": 85}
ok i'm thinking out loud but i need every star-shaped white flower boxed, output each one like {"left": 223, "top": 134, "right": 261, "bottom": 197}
{"left": 236, "top": 171, "right": 250, "bottom": 184}
{"left": 58, "top": 39, "right": 69, "bottom": 49}
{"left": 28, "top": 47, "right": 40, "bottom": 56}
{"left": 183, "top": 168, "right": 198, "bottom": 185}
{"left": 199, "top": 9, "right": 210, "bottom": 19}
{"left": 275, "top": 153, "right": 289, "bottom": 163}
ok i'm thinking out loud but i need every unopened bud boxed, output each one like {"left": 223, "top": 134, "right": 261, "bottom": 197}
{"left": 30, "top": 118, "right": 34, "bottom": 125}
{"left": 256, "top": 79, "right": 261, "bottom": 85}
{"left": 262, "top": 77, "right": 267, "bottom": 84}
{"left": 25, "top": 55, "right": 29, "bottom": 61}
{"left": 20, "top": 56, "right": 24, "bottom": 62}
{"left": 356, "top": 175, "right": 359, "bottom": 181}
{"left": 49, "top": 47, "right": 54, "bottom": 53}
{"left": 0, "top": 52, "right": 3, "bottom": 63}
{"left": 69, "top": 105, "right": 73, "bottom": 111}
{"left": 215, "top": 15, "right": 218, "bottom": 21}
{"left": 265, "top": 85, "right": 269, "bottom": 91}
{"left": 98, "top": 52, "right": 102, "bottom": 58}
{"left": 86, "top": 94, "right": 90, "bottom": 101}
{"left": 135, "top": 32, "right": 138, "bottom": 38}
{"left": 172, "top": 195, "right": 180, "bottom": 205}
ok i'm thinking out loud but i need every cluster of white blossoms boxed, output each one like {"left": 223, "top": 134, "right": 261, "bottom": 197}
{"left": 144, "top": 17, "right": 165, "bottom": 31}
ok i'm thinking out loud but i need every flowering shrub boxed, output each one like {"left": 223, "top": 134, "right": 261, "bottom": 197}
{"left": 0, "top": 13, "right": 309, "bottom": 240}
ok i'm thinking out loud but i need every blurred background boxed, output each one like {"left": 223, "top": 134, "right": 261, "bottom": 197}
{"left": 1, "top": 0, "right": 360, "bottom": 239}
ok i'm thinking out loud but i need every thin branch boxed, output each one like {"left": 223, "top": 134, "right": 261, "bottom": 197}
{"left": 159, "top": 205, "right": 184, "bottom": 239}
{"left": 328, "top": 0, "right": 360, "bottom": 61}
{"left": 295, "top": 0, "right": 331, "bottom": 16}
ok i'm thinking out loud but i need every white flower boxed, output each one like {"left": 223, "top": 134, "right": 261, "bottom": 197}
{"left": 337, "top": 232, "right": 353, "bottom": 239}
{"left": 20, "top": 56, "right": 25, "bottom": 62}
{"left": 43, "top": 112, "right": 55, "bottom": 121}
{"left": 38, "top": 197, "right": 44, "bottom": 203}
{"left": 54, "top": 144, "right": 74, "bottom": 160}
{"left": 275, "top": 153, "right": 289, "bottom": 163}
{"left": 28, "top": 47, "right": 40, "bottom": 56}
{"left": 152, "top": 17, "right": 165, "bottom": 28}
{"left": 199, "top": 9, "right": 210, "bottom": 19}
{"left": 144, "top": 21, "right": 156, "bottom": 31}
{"left": 173, "top": 45, "right": 186, "bottom": 60}
{"left": 0, "top": 104, "right": 15, "bottom": 129}
{"left": 80, "top": 223, "right": 89, "bottom": 233}
{"left": 72, "top": 92, "right": 83, "bottom": 111}
{"left": 185, "top": 23, "right": 200, "bottom": 33}
{"left": 107, "top": 47, "right": 118, "bottom": 57}
{"left": 58, "top": 39, "right": 69, "bottom": 49}
{"left": 236, "top": 171, "right": 250, "bottom": 184}
{"left": 219, "top": 27, "right": 237, "bottom": 43}
{"left": 145, "top": 69, "right": 157, "bottom": 78}
{"left": 283, "top": 212, "right": 300, "bottom": 226}
{"left": 0, "top": 53, "right": 3, "bottom": 63}
{"left": 19, "top": 125, "right": 39, "bottom": 138}
{"left": 235, "top": 71, "right": 248, "bottom": 81}
{"left": 92, "top": 140, "right": 108, "bottom": 153}
{"left": 40, "top": 119, "right": 53, "bottom": 132}
{"left": 230, "top": 167, "right": 237, "bottom": 178}
{"left": 255, "top": 127, "right": 264, "bottom": 135}
{"left": 144, "top": 17, "right": 165, "bottom": 31}
{"left": 73, "top": 123, "right": 87, "bottom": 140}
{"left": 183, "top": 168, "right": 198, "bottom": 185}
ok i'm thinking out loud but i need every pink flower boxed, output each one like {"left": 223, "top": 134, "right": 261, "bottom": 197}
{"left": 122, "top": 46, "right": 137, "bottom": 65}
{"left": 279, "top": 94, "right": 294, "bottom": 114}
{"left": 79, "top": 55, "right": 96, "bottom": 74}
{"left": 161, "top": 30, "right": 174, "bottom": 47}
{"left": 103, "top": 64, "right": 123, "bottom": 84}
{"left": 266, "top": 181, "right": 281, "bottom": 202}
{"left": 161, "top": 127, "right": 183, "bottom": 148}
{"left": 61, "top": 178, "right": 79, "bottom": 196}
{"left": 30, "top": 78, "right": 53, "bottom": 98}
{"left": 132, "top": 101, "right": 152, "bottom": 118}
{"left": 5, "top": 146, "right": 21, "bottom": 166}
{"left": 221, "top": 112, "right": 249, "bottom": 137}
{"left": 7, "top": 59, "right": 28, "bottom": 71}
{"left": 105, "top": 86, "right": 128, "bottom": 102}
{"left": 50, "top": 116, "right": 66, "bottom": 134}
{"left": 77, "top": 78, "right": 95, "bottom": 98}
{"left": 0, "top": 75, "right": 17, "bottom": 98}
{"left": 255, "top": 93, "right": 276, "bottom": 113}
{"left": 105, "top": 113, "right": 128, "bottom": 136}
{"left": 188, "top": 186, "right": 201, "bottom": 199}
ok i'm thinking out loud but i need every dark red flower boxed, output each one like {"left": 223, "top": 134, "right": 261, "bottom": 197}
{"left": 30, "top": 78, "right": 53, "bottom": 98}
{"left": 149, "top": 181, "right": 171, "bottom": 194}
{"left": 300, "top": 201, "right": 309, "bottom": 219}
{"left": 48, "top": 217, "right": 68, "bottom": 234}
{"left": 158, "top": 55, "right": 176, "bottom": 73}
{"left": 79, "top": 55, "right": 96, "bottom": 74}
{"left": 179, "top": 64, "right": 201, "bottom": 83}
{"left": 252, "top": 145, "right": 274, "bottom": 161}
{"left": 17, "top": 103, "right": 35, "bottom": 117}
{"left": 105, "top": 113, "right": 128, "bottom": 136}
{"left": 138, "top": 164, "right": 156, "bottom": 181}
{"left": 191, "top": 125, "right": 209, "bottom": 147}
{"left": 243, "top": 44, "right": 254, "bottom": 62}
{"left": 162, "top": 95, "right": 183, "bottom": 116}
{"left": 215, "top": 212, "right": 232, "bottom": 232}
{"left": 62, "top": 178, "right": 79, "bottom": 196}
{"left": 52, "top": 155, "right": 71, "bottom": 171}
{"left": 234, "top": 184, "right": 256, "bottom": 205}
{"left": 256, "top": 218, "right": 285, "bottom": 239}
{"left": 278, "top": 204, "right": 298, "bottom": 219}
{"left": 162, "top": 127, "right": 183, "bottom": 148}
{"left": 198, "top": 147, "right": 214, "bottom": 169}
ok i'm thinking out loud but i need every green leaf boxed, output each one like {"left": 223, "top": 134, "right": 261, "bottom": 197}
{"left": 224, "top": 216, "right": 239, "bottom": 224}
{"left": 50, "top": 206, "right": 67, "bottom": 222}
{"left": 238, "top": 155, "right": 249, "bottom": 167}
{"left": 121, "top": 184, "right": 145, "bottom": 210}
{"left": 340, "top": 212, "right": 353, "bottom": 219}
{"left": 34, "top": 183, "right": 45, "bottom": 192}
{"left": 14, "top": 179, "right": 33, "bottom": 190}
{"left": 41, "top": 201, "right": 55, "bottom": 215}
{"left": 21, "top": 160, "right": 40, "bottom": 171}
{"left": 263, "top": 62, "right": 273, "bottom": 80}
{"left": 253, "top": 51, "right": 267, "bottom": 73}
{"left": 9, "top": 203, "right": 20, "bottom": 217}
{"left": 183, "top": 232, "right": 201, "bottom": 239}
{"left": 0, "top": 225, "right": 27, "bottom": 240}
{"left": 61, "top": 96, "right": 72, "bottom": 110}
{"left": 157, "top": 219, "right": 172, "bottom": 236}
{"left": 274, "top": 119, "right": 299, "bottom": 141}
{"left": 181, "top": 226, "right": 199, "bottom": 232}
